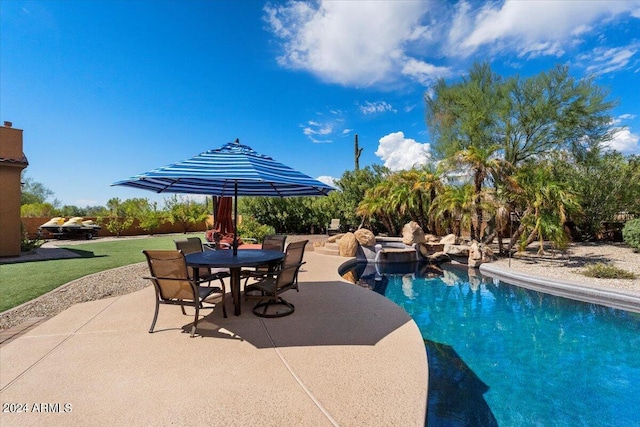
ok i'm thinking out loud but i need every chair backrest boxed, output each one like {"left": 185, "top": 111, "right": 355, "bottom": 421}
{"left": 262, "top": 234, "right": 287, "bottom": 252}
{"left": 175, "top": 237, "right": 210, "bottom": 277}
{"left": 283, "top": 240, "right": 307, "bottom": 266}
{"left": 276, "top": 263, "right": 304, "bottom": 290}
{"left": 174, "top": 237, "right": 204, "bottom": 255}
{"left": 329, "top": 219, "right": 340, "bottom": 228}
{"left": 276, "top": 240, "right": 308, "bottom": 290}
{"left": 143, "top": 250, "right": 196, "bottom": 301}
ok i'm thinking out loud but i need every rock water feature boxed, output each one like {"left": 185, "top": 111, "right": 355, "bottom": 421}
{"left": 323, "top": 221, "right": 494, "bottom": 267}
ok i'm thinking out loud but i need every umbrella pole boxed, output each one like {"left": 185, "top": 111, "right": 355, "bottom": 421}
{"left": 233, "top": 181, "right": 238, "bottom": 256}
{"left": 212, "top": 196, "right": 217, "bottom": 222}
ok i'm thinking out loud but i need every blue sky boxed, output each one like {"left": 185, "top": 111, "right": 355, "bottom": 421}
{"left": 2, "top": 0, "right": 639, "bottom": 207}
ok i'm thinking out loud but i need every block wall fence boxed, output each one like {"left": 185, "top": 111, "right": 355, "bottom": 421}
{"left": 22, "top": 216, "right": 213, "bottom": 240}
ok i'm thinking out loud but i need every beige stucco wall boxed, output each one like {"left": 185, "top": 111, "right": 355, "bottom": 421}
{"left": 0, "top": 123, "right": 28, "bottom": 257}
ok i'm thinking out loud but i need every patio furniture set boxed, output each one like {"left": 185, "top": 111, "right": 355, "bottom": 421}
{"left": 113, "top": 139, "right": 330, "bottom": 337}
{"left": 143, "top": 235, "right": 308, "bottom": 337}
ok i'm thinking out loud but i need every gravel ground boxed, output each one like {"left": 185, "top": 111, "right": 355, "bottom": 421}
{"left": 1, "top": 236, "right": 638, "bottom": 331}
{"left": 490, "top": 241, "right": 640, "bottom": 293}
{"left": 0, "top": 262, "right": 150, "bottom": 330}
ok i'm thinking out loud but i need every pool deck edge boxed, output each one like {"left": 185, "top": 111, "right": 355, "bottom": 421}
{"left": 480, "top": 263, "right": 640, "bottom": 314}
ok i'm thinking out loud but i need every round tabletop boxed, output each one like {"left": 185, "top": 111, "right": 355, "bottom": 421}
{"left": 185, "top": 249, "right": 284, "bottom": 269}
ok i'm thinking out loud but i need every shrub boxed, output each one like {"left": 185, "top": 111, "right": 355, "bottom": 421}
{"left": 622, "top": 218, "right": 640, "bottom": 252}
{"left": 98, "top": 216, "right": 134, "bottom": 237}
{"left": 21, "top": 230, "right": 44, "bottom": 253}
{"left": 582, "top": 263, "right": 637, "bottom": 279}
{"left": 237, "top": 216, "right": 276, "bottom": 243}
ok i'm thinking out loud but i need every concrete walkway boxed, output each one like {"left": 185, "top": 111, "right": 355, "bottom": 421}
{"left": 0, "top": 252, "right": 428, "bottom": 426}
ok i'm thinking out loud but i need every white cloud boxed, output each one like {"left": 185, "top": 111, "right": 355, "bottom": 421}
{"left": 605, "top": 128, "right": 640, "bottom": 153}
{"left": 584, "top": 45, "right": 638, "bottom": 75}
{"left": 450, "top": 0, "right": 639, "bottom": 57}
{"left": 302, "top": 120, "right": 333, "bottom": 143}
{"left": 303, "top": 121, "right": 333, "bottom": 136}
{"left": 375, "top": 131, "right": 431, "bottom": 171}
{"left": 517, "top": 41, "right": 565, "bottom": 59}
{"left": 359, "top": 101, "right": 395, "bottom": 115}
{"left": 316, "top": 175, "right": 338, "bottom": 188}
{"left": 301, "top": 109, "right": 350, "bottom": 143}
{"left": 264, "top": 0, "right": 639, "bottom": 88}
{"left": 401, "top": 58, "right": 452, "bottom": 85}
{"left": 264, "top": 1, "right": 432, "bottom": 86}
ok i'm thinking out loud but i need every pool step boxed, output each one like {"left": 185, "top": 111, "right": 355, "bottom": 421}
{"left": 313, "top": 241, "right": 340, "bottom": 256}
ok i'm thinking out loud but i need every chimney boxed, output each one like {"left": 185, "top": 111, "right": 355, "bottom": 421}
{"left": 3, "top": 121, "right": 12, "bottom": 128}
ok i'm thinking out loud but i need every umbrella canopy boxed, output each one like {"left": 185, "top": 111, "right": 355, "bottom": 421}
{"left": 113, "top": 139, "right": 334, "bottom": 254}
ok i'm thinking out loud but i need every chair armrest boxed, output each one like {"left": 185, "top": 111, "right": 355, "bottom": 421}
{"left": 143, "top": 275, "right": 196, "bottom": 284}
{"left": 276, "top": 262, "right": 306, "bottom": 274}
{"left": 202, "top": 242, "right": 216, "bottom": 251}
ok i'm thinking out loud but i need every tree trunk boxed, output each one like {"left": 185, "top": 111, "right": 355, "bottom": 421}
{"left": 475, "top": 206, "right": 483, "bottom": 241}
{"left": 382, "top": 215, "right": 394, "bottom": 236}
{"left": 496, "top": 229, "right": 504, "bottom": 255}
{"left": 482, "top": 231, "right": 496, "bottom": 245}
{"left": 509, "top": 223, "right": 526, "bottom": 253}
{"left": 524, "top": 229, "right": 537, "bottom": 246}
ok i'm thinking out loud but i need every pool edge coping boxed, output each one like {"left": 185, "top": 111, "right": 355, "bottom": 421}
{"left": 479, "top": 263, "right": 640, "bottom": 314}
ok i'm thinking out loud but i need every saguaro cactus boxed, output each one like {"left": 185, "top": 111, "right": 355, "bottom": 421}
{"left": 354, "top": 134, "right": 363, "bottom": 170}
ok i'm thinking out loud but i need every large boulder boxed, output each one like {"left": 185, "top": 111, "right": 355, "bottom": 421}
{"left": 402, "top": 221, "right": 426, "bottom": 245}
{"left": 424, "top": 233, "right": 440, "bottom": 243}
{"left": 468, "top": 241, "right": 495, "bottom": 267}
{"left": 418, "top": 242, "right": 445, "bottom": 258}
{"left": 354, "top": 228, "right": 376, "bottom": 247}
{"left": 327, "top": 233, "right": 345, "bottom": 243}
{"left": 444, "top": 244, "right": 470, "bottom": 257}
{"left": 429, "top": 251, "right": 451, "bottom": 263}
{"left": 439, "top": 234, "right": 457, "bottom": 245}
{"left": 338, "top": 232, "right": 358, "bottom": 257}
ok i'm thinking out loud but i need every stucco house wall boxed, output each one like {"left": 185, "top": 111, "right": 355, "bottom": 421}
{"left": 0, "top": 122, "right": 28, "bottom": 257}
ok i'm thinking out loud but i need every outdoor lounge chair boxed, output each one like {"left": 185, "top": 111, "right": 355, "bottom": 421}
{"left": 326, "top": 218, "right": 341, "bottom": 235}
{"left": 174, "top": 237, "right": 230, "bottom": 287}
{"left": 241, "top": 234, "right": 287, "bottom": 298}
{"left": 244, "top": 240, "right": 307, "bottom": 317}
{"left": 143, "top": 250, "right": 227, "bottom": 337}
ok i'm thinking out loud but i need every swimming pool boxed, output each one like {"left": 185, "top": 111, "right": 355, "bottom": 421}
{"left": 340, "top": 261, "right": 640, "bottom": 426}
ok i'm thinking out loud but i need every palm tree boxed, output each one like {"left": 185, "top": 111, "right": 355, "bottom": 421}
{"left": 411, "top": 166, "right": 444, "bottom": 233}
{"left": 440, "top": 144, "right": 512, "bottom": 240}
{"left": 357, "top": 180, "right": 399, "bottom": 235}
{"left": 430, "top": 184, "right": 475, "bottom": 238}
{"left": 509, "top": 164, "right": 582, "bottom": 254}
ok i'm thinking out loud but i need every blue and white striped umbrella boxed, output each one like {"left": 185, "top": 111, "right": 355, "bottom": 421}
{"left": 112, "top": 139, "right": 334, "bottom": 253}
{"left": 112, "top": 139, "right": 334, "bottom": 197}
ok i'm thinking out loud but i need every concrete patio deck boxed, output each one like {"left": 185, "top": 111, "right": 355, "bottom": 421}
{"left": 0, "top": 252, "right": 428, "bottom": 426}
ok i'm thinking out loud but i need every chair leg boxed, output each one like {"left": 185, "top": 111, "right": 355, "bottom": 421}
{"left": 243, "top": 277, "right": 251, "bottom": 301}
{"left": 253, "top": 297, "right": 295, "bottom": 318}
{"left": 220, "top": 282, "right": 228, "bottom": 319}
{"left": 149, "top": 300, "right": 160, "bottom": 333}
{"left": 191, "top": 304, "right": 200, "bottom": 338}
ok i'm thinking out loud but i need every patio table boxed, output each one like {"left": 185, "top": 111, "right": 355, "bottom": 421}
{"left": 185, "top": 249, "right": 285, "bottom": 316}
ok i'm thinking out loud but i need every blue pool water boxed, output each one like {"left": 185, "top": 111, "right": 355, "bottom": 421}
{"left": 341, "top": 262, "right": 640, "bottom": 426}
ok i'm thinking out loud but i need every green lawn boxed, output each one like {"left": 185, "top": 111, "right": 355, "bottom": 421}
{"left": 0, "top": 235, "right": 191, "bottom": 313}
